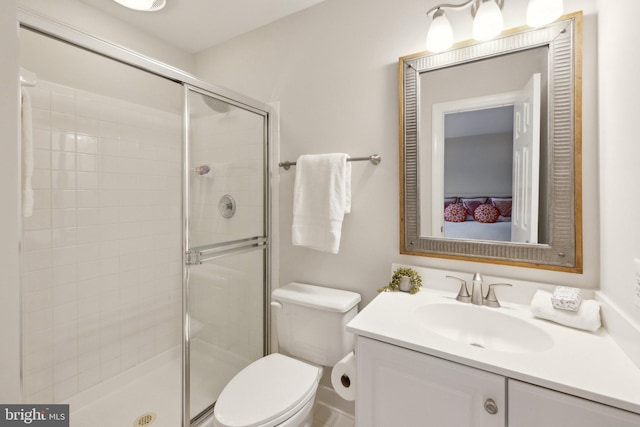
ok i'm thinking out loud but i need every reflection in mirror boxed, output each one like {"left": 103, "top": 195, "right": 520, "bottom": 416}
{"left": 400, "top": 13, "right": 582, "bottom": 272}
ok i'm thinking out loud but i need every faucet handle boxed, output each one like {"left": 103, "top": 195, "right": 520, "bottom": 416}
{"left": 446, "top": 275, "right": 471, "bottom": 303}
{"left": 483, "top": 283, "right": 513, "bottom": 308}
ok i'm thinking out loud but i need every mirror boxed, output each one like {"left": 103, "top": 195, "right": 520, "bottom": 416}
{"left": 400, "top": 12, "right": 582, "bottom": 272}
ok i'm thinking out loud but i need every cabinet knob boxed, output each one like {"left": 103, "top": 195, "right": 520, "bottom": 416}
{"left": 484, "top": 398, "right": 499, "bottom": 415}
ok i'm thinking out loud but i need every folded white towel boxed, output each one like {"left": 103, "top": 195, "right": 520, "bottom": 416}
{"left": 292, "top": 153, "right": 351, "bottom": 253}
{"left": 21, "top": 88, "right": 34, "bottom": 218}
{"left": 530, "top": 290, "right": 601, "bottom": 332}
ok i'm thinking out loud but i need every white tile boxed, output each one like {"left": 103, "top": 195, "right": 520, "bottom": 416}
{"left": 77, "top": 171, "right": 98, "bottom": 189}
{"left": 52, "top": 264, "right": 77, "bottom": 286}
{"left": 52, "top": 209, "right": 76, "bottom": 228}
{"left": 77, "top": 116, "right": 98, "bottom": 136}
{"left": 23, "top": 229, "right": 52, "bottom": 251}
{"left": 77, "top": 135, "right": 98, "bottom": 154}
{"left": 53, "top": 282, "right": 78, "bottom": 306}
{"left": 51, "top": 111, "right": 75, "bottom": 133}
{"left": 77, "top": 190, "right": 100, "bottom": 208}
{"left": 23, "top": 209, "right": 51, "bottom": 230}
{"left": 53, "top": 301, "right": 78, "bottom": 328}
{"left": 23, "top": 308, "right": 53, "bottom": 333}
{"left": 34, "top": 148, "right": 51, "bottom": 169}
{"left": 24, "top": 287, "right": 53, "bottom": 313}
{"left": 24, "top": 368, "right": 53, "bottom": 397}
{"left": 33, "top": 189, "right": 52, "bottom": 210}
{"left": 23, "top": 326, "right": 52, "bottom": 358}
{"left": 101, "top": 357, "right": 121, "bottom": 380}
{"left": 33, "top": 128, "right": 51, "bottom": 149}
{"left": 78, "top": 368, "right": 100, "bottom": 391}
{"left": 24, "top": 347, "right": 53, "bottom": 375}
{"left": 31, "top": 169, "right": 51, "bottom": 189}
{"left": 52, "top": 246, "right": 77, "bottom": 267}
{"left": 76, "top": 225, "right": 101, "bottom": 245}
{"left": 51, "top": 131, "right": 76, "bottom": 152}
{"left": 77, "top": 153, "right": 97, "bottom": 172}
{"left": 77, "top": 207, "right": 101, "bottom": 226}
{"left": 53, "top": 375, "right": 78, "bottom": 401}
{"left": 51, "top": 227, "right": 77, "bottom": 248}
{"left": 77, "top": 261, "right": 100, "bottom": 282}
{"left": 23, "top": 249, "right": 52, "bottom": 272}
{"left": 54, "top": 357, "right": 78, "bottom": 383}
{"left": 76, "top": 244, "right": 99, "bottom": 262}
{"left": 52, "top": 190, "right": 76, "bottom": 209}
{"left": 51, "top": 170, "right": 76, "bottom": 190}
{"left": 99, "top": 137, "right": 119, "bottom": 156}
{"left": 78, "top": 347, "right": 100, "bottom": 372}
{"left": 52, "top": 151, "right": 76, "bottom": 171}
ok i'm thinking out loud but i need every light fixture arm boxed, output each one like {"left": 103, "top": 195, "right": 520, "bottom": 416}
{"left": 426, "top": 0, "right": 504, "bottom": 18}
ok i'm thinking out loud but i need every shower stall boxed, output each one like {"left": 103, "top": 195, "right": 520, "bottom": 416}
{"left": 18, "top": 9, "right": 270, "bottom": 427}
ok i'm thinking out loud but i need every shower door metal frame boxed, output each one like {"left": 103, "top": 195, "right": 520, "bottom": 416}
{"left": 17, "top": 7, "right": 273, "bottom": 427}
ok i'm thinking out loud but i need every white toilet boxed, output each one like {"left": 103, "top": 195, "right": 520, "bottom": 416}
{"left": 213, "top": 282, "right": 361, "bottom": 427}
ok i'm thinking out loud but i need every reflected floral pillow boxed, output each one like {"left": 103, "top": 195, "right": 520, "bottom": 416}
{"left": 473, "top": 203, "right": 500, "bottom": 223}
{"left": 444, "top": 203, "right": 467, "bottom": 222}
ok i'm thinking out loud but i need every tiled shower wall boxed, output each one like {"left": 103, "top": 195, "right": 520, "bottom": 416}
{"left": 21, "top": 80, "right": 182, "bottom": 403}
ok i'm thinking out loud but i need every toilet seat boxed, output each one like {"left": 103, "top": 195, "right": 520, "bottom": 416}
{"left": 213, "top": 353, "right": 322, "bottom": 427}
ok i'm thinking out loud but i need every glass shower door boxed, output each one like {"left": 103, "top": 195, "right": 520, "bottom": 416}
{"left": 184, "top": 87, "right": 268, "bottom": 422}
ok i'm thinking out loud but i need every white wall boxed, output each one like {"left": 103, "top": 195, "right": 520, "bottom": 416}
{"left": 0, "top": 0, "right": 23, "bottom": 403}
{"left": 598, "top": 0, "right": 640, "bottom": 327}
{"left": 195, "top": 0, "right": 599, "bottom": 306}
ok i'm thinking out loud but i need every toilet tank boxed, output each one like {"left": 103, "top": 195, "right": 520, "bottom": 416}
{"left": 272, "top": 283, "right": 361, "bottom": 367}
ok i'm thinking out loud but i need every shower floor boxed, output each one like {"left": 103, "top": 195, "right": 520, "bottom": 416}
{"left": 66, "top": 340, "right": 247, "bottom": 427}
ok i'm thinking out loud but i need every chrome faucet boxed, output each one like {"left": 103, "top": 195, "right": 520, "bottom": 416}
{"left": 471, "top": 272, "right": 484, "bottom": 305}
{"left": 447, "top": 273, "right": 512, "bottom": 307}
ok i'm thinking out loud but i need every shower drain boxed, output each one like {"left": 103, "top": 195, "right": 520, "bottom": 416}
{"left": 133, "top": 412, "right": 156, "bottom": 426}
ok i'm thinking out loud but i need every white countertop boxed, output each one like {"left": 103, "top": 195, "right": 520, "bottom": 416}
{"left": 346, "top": 288, "right": 640, "bottom": 414}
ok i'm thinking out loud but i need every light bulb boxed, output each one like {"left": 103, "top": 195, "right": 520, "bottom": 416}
{"left": 426, "top": 9, "right": 454, "bottom": 53}
{"left": 526, "top": 0, "right": 563, "bottom": 27}
{"left": 112, "top": 0, "right": 166, "bottom": 11}
{"left": 473, "top": 0, "right": 504, "bottom": 41}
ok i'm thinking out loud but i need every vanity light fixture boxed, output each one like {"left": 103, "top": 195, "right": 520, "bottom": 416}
{"left": 425, "top": 0, "right": 563, "bottom": 52}
{"left": 112, "top": 0, "right": 166, "bottom": 12}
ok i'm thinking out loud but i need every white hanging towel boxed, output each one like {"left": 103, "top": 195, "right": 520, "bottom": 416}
{"left": 21, "top": 88, "right": 34, "bottom": 218}
{"left": 292, "top": 153, "right": 351, "bottom": 253}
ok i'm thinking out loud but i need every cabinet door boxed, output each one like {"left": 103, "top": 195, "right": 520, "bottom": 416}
{"left": 508, "top": 380, "right": 640, "bottom": 427}
{"left": 356, "top": 337, "right": 506, "bottom": 427}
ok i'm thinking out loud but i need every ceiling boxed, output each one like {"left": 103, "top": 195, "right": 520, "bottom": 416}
{"left": 78, "top": 0, "right": 326, "bottom": 53}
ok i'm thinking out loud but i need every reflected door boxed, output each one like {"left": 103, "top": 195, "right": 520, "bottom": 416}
{"left": 511, "top": 73, "right": 541, "bottom": 244}
{"left": 184, "top": 87, "right": 268, "bottom": 422}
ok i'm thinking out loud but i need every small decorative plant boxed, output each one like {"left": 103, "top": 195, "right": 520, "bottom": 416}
{"left": 378, "top": 267, "right": 423, "bottom": 294}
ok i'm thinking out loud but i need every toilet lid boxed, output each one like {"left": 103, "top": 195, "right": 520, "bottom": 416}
{"left": 214, "top": 354, "right": 321, "bottom": 427}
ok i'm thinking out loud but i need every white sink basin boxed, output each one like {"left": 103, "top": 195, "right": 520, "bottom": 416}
{"left": 413, "top": 303, "right": 554, "bottom": 353}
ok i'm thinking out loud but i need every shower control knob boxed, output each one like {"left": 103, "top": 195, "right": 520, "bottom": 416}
{"left": 484, "top": 398, "right": 498, "bottom": 415}
{"left": 218, "top": 195, "right": 236, "bottom": 218}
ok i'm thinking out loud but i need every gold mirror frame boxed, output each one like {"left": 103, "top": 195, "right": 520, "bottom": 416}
{"left": 399, "top": 12, "right": 582, "bottom": 272}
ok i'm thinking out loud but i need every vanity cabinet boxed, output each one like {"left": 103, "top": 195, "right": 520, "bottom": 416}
{"left": 356, "top": 337, "right": 506, "bottom": 427}
{"left": 356, "top": 336, "right": 640, "bottom": 427}
{"left": 508, "top": 380, "right": 640, "bottom": 427}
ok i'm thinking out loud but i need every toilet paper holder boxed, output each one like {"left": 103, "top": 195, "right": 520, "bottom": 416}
{"left": 340, "top": 374, "right": 351, "bottom": 388}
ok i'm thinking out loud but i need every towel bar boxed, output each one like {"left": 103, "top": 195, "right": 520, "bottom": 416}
{"left": 279, "top": 154, "right": 381, "bottom": 170}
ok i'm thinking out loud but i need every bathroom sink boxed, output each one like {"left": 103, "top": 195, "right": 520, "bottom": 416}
{"left": 413, "top": 303, "right": 553, "bottom": 353}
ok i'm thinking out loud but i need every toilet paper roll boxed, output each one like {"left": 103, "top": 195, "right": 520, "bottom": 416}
{"left": 331, "top": 351, "right": 356, "bottom": 401}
